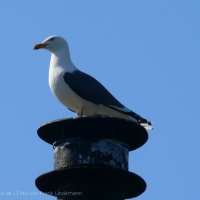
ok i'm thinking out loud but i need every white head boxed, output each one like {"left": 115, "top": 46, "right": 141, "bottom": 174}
{"left": 33, "top": 35, "right": 76, "bottom": 72}
{"left": 33, "top": 35, "right": 69, "bottom": 53}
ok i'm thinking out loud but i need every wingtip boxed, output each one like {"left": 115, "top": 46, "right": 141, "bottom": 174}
{"left": 140, "top": 121, "right": 153, "bottom": 131}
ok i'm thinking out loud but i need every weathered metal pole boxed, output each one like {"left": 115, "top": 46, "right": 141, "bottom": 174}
{"left": 35, "top": 117, "right": 148, "bottom": 199}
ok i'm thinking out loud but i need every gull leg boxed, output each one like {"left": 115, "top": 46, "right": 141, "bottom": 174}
{"left": 77, "top": 107, "right": 84, "bottom": 117}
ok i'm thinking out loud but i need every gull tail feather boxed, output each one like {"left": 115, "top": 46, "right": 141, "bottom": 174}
{"left": 108, "top": 105, "right": 153, "bottom": 131}
{"left": 127, "top": 111, "right": 153, "bottom": 131}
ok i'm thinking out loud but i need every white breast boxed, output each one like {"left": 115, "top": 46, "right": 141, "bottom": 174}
{"left": 49, "top": 64, "right": 81, "bottom": 112}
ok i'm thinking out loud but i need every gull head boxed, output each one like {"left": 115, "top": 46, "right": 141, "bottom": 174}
{"left": 33, "top": 35, "right": 68, "bottom": 53}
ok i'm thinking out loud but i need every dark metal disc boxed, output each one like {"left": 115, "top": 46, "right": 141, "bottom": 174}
{"left": 35, "top": 165, "right": 146, "bottom": 199}
{"left": 37, "top": 117, "right": 148, "bottom": 151}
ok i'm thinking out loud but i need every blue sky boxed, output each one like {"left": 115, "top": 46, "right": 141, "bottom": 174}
{"left": 0, "top": 0, "right": 199, "bottom": 199}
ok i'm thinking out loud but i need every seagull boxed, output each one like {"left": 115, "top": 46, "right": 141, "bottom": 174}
{"left": 33, "top": 35, "right": 152, "bottom": 130}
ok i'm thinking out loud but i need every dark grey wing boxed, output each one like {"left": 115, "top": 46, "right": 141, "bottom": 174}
{"left": 63, "top": 70, "right": 152, "bottom": 127}
{"left": 63, "top": 70, "right": 124, "bottom": 108}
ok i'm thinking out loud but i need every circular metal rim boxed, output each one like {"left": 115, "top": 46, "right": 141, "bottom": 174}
{"left": 37, "top": 117, "right": 148, "bottom": 151}
{"left": 35, "top": 165, "right": 146, "bottom": 198}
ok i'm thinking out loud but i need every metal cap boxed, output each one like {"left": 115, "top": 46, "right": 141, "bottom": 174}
{"left": 37, "top": 117, "right": 148, "bottom": 151}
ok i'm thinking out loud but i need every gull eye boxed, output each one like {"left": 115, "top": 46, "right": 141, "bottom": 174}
{"left": 49, "top": 37, "right": 55, "bottom": 42}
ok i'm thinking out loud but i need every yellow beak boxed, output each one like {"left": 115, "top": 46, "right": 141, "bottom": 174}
{"left": 33, "top": 43, "right": 47, "bottom": 50}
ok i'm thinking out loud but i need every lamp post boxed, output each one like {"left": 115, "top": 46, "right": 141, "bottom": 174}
{"left": 35, "top": 117, "right": 148, "bottom": 199}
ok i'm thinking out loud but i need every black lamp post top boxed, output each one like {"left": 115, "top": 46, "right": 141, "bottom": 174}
{"left": 37, "top": 116, "right": 148, "bottom": 151}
